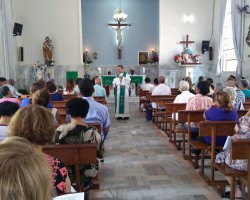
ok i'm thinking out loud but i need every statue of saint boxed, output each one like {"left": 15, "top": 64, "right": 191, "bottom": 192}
{"left": 110, "top": 25, "right": 129, "bottom": 49}
{"left": 43, "top": 36, "right": 53, "bottom": 66}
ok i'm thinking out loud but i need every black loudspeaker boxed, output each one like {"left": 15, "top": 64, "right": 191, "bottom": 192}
{"left": 209, "top": 47, "right": 213, "bottom": 60}
{"left": 13, "top": 23, "right": 23, "bottom": 36}
{"left": 201, "top": 40, "right": 210, "bottom": 54}
{"left": 19, "top": 47, "right": 24, "bottom": 61}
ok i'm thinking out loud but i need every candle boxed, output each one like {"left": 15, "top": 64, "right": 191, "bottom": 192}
{"left": 142, "top": 67, "right": 145, "bottom": 74}
{"left": 98, "top": 67, "right": 101, "bottom": 75}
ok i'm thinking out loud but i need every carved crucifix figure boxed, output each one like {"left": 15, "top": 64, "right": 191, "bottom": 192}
{"left": 108, "top": 21, "right": 131, "bottom": 59}
{"left": 180, "top": 34, "right": 194, "bottom": 48}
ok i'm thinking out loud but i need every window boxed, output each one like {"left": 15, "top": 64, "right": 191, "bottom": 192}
{"left": 222, "top": 0, "right": 237, "bottom": 72}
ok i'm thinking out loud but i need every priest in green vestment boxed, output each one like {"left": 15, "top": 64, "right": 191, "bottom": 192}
{"left": 112, "top": 65, "right": 131, "bottom": 120}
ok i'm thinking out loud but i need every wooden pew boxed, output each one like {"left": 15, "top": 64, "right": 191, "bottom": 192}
{"left": 93, "top": 96, "right": 106, "bottom": 105}
{"left": 85, "top": 122, "right": 102, "bottom": 135}
{"left": 52, "top": 100, "right": 68, "bottom": 108}
{"left": 161, "top": 103, "right": 186, "bottom": 149}
{"left": 151, "top": 95, "right": 175, "bottom": 126}
{"left": 245, "top": 98, "right": 250, "bottom": 103}
{"left": 171, "top": 88, "right": 179, "bottom": 95}
{"left": 231, "top": 139, "right": 250, "bottom": 200}
{"left": 243, "top": 102, "right": 250, "bottom": 110}
{"left": 43, "top": 143, "right": 98, "bottom": 192}
{"left": 214, "top": 139, "right": 249, "bottom": 200}
{"left": 63, "top": 94, "right": 78, "bottom": 100}
{"left": 238, "top": 110, "right": 248, "bottom": 118}
{"left": 196, "top": 121, "right": 237, "bottom": 197}
{"left": 178, "top": 110, "right": 205, "bottom": 166}
{"left": 139, "top": 90, "right": 150, "bottom": 111}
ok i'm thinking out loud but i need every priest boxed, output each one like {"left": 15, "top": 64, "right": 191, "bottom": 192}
{"left": 113, "top": 65, "right": 131, "bottom": 120}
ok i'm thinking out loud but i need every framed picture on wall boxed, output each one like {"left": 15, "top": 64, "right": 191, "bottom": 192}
{"left": 138, "top": 51, "right": 149, "bottom": 65}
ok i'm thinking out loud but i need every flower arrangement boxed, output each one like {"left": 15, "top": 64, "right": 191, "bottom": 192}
{"left": 32, "top": 61, "right": 47, "bottom": 81}
{"left": 148, "top": 51, "right": 159, "bottom": 64}
{"left": 174, "top": 48, "right": 202, "bottom": 65}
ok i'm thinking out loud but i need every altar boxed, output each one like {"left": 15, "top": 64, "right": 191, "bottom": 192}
{"left": 102, "top": 75, "right": 143, "bottom": 97}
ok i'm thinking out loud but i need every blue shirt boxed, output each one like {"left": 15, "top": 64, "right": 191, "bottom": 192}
{"left": 83, "top": 97, "right": 110, "bottom": 140}
{"left": 50, "top": 93, "right": 64, "bottom": 101}
{"left": 21, "top": 97, "right": 53, "bottom": 108}
{"left": 66, "top": 96, "right": 111, "bottom": 141}
{"left": 94, "top": 85, "right": 106, "bottom": 97}
{"left": 204, "top": 106, "right": 238, "bottom": 146}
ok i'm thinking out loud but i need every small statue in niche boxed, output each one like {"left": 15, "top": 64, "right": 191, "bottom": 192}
{"left": 43, "top": 36, "right": 53, "bottom": 66}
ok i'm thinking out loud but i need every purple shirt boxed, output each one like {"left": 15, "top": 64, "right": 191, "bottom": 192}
{"left": 204, "top": 106, "right": 238, "bottom": 146}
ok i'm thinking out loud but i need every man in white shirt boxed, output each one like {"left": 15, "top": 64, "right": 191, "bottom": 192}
{"left": 146, "top": 76, "right": 171, "bottom": 122}
{"left": 141, "top": 77, "right": 154, "bottom": 91}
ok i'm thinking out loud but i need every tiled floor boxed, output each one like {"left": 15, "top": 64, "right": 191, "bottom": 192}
{"left": 89, "top": 102, "right": 223, "bottom": 200}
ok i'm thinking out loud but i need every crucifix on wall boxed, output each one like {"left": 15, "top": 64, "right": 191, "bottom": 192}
{"left": 180, "top": 34, "right": 194, "bottom": 49}
{"left": 108, "top": 7, "right": 131, "bottom": 59}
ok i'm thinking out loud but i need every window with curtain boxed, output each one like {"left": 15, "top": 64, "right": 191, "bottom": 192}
{"left": 222, "top": 0, "right": 238, "bottom": 72}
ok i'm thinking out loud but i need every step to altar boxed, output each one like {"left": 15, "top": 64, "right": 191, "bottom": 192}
{"left": 106, "top": 96, "right": 139, "bottom": 104}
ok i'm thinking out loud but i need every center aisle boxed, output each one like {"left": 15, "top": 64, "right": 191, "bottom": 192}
{"left": 89, "top": 102, "right": 220, "bottom": 200}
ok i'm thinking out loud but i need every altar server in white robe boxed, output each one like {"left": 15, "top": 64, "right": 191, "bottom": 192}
{"left": 113, "top": 65, "right": 131, "bottom": 120}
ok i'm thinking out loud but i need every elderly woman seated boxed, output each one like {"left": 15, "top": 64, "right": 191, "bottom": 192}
{"left": 174, "top": 80, "right": 195, "bottom": 103}
{"left": 215, "top": 110, "right": 250, "bottom": 198}
{"left": 223, "top": 87, "right": 244, "bottom": 110}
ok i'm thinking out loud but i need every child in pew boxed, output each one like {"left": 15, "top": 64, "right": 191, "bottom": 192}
{"left": 55, "top": 98, "right": 102, "bottom": 190}
{"left": 215, "top": 110, "right": 250, "bottom": 199}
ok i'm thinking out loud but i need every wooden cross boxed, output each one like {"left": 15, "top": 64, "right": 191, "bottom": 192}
{"left": 108, "top": 21, "right": 131, "bottom": 59}
{"left": 180, "top": 34, "right": 194, "bottom": 48}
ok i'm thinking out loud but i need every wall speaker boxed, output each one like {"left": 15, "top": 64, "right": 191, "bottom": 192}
{"left": 19, "top": 47, "right": 24, "bottom": 61}
{"left": 209, "top": 47, "right": 213, "bottom": 60}
{"left": 13, "top": 23, "right": 23, "bottom": 36}
{"left": 201, "top": 40, "right": 210, "bottom": 54}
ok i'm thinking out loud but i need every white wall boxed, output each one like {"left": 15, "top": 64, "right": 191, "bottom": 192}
{"left": 159, "top": 0, "right": 223, "bottom": 85}
{"left": 159, "top": 0, "right": 216, "bottom": 66}
{"left": 12, "top": 0, "right": 82, "bottom": 66}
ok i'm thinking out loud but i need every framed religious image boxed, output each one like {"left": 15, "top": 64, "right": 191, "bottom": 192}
{"left": 138, "top": 51, "right": 149, "bottom": 65}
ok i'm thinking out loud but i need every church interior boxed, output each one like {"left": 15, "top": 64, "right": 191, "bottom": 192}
{"left": 1, "top": 0, "right": 250, "bottom": 199}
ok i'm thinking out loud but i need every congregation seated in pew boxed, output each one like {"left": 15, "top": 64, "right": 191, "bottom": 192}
{"left": 55, "top": 98, "right": 102, "bottom": 190}
{"left": 215, "top": 111, "right": 250, "bottom": 198}
{"left": 21, "top": 82, "right": 53, "bottom": 108}
{"left": 32, "top": 88, "right": 61, "bottom": 125}
{"left": 184, "top": 81, "right": 213, "bottom": 140}
{"left": 145, "top": 76, "right": 171, "bottom": 122}
{"left": 46, "top": 80, "right": 64, "bottom": 101}
{"left": 202, "top": 91, "right": 238, "bottom": 146}
{"left": 223, "top": 87, "right": 244, "bottom": 110}
{"left": 7, "top": 105, "right": 71, "bottom": 194}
